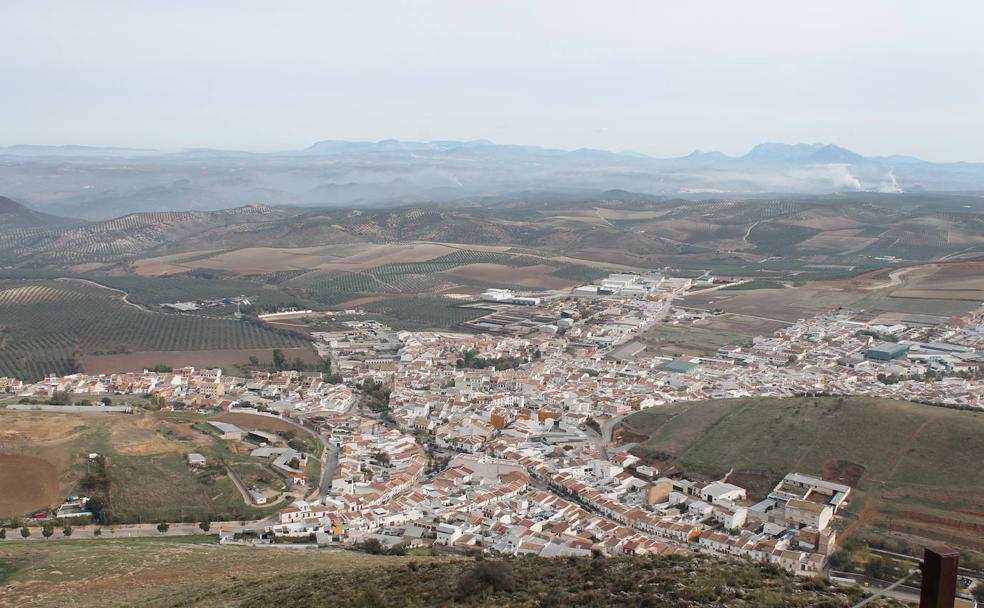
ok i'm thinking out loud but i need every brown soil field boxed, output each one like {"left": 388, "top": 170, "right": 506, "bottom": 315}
{"left": 543, "top": 214, "right": 611, "bottom": 226}
{"left": 333, "top": 242, "right": 452, "bottom": 267}
{"left": 107, "top": 415, "right": 183, "bottom": 456}
{"left": 796, "top": 231, "right": 879, "bottom": 253}
{"left": 890, "top": 262, "right": 984, "bottom": 295}
{"left": 821, "top": 459, "right": 866, "bottom": 489}
{"left": 683, "top": 285, "right": 861, "bottom": 321}
{"left": 442, "top": 263, "right": 574, "bottom": 289}
{"left": 544, "top": 254, "right": 646, "bottom": 271}
{"left": 891, "top": 289, "right": 984, "bottom": 301}
{"left": 132, "top": 244, "right": 386, "bottom": 276}
{"left": 0, "top": 454, "right": 58, "bottom": 517}
{"left": 0, "top": 412, "right": 85, "bottom": 445}
{"left": 215, "top": 413, "right": 296, "bottom": 433}
{"left": 203, "top": 242, "right": 459, "bottom": 274}
{"left": 595, "top": 209, "right": 672, "bottom": 220}
{"left": 779, "top": 210, "right": 867, "bottom": 231}
{"left": 130, "top": 249, "right": 226, "bottom": 275}
{"left": 181, "top": 247, "right": 350, "bottom": 274}
{"left": 84, "top": 347, "right": 318, "bottom": 374}
{"left": 331, "top": 294, "right": 397, "bottom": 308}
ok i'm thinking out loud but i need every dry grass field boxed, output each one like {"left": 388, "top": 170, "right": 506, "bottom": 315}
{"left": 0, "top": 410, "right": 275, "bottom": 522}
{"left": 0, "top": 455, "right": 59, "bottom": 517}
{"left": 0, "top": 538, "right": 884, "bottom": 608}
{"left": 0, "top": 537, "right": 449, "bottom": 608}
{"left": 441, "top": 263, "right": 574, "bottom": 289}
{"left": 214, "top": 413, "right": 298, "bottom": 434}
{"left": 84, "top": 347, "right": 319, "bottom": 375}
{"left": 642, "top": 314, "right": 789, "bottom": 357}
{"left": 132, "top": 242, "right": 472, "bottom": 276}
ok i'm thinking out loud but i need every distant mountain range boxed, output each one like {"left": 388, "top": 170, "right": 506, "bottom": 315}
{"left": 1, "top": 140, "right": 982, "bottom": 220}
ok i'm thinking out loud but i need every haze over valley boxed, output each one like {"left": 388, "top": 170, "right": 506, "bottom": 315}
{"left": 4, "top": 140, "right": 984, "bottom": 220}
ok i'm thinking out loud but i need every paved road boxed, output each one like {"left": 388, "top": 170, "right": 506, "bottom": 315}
{"left": 321, "top": 443, "right": 339, "bottom": 494}
{"left": 318, "top": 392, "right": 358, "bottom": 495}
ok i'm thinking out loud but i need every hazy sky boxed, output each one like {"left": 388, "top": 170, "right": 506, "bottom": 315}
{"left": 3, "top": 1, "right": 982, "bottom": 160}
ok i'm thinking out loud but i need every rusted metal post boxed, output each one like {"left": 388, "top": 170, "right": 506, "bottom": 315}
{"left": 920, "top": 544, "right": 959, "bottom": 608}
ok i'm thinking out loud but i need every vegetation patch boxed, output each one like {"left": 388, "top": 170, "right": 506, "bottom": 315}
{"left": 156, "top": 554, "right": 897, "bottom": 608}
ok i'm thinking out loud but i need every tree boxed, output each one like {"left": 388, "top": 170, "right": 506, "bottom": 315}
{"left": 356, "top": 538, "right": 384, "bottom": 555}
{"left": 20, "top": 527, "right": 29, "bottom": 538}
{"left": 62, "top": 524, "right": 73, "bottom": 537}
{"left": 199, "top": 520, "right": 211, "bottom": 533}
{"left": 42, "top": 524, "right": 54, "bottom": 539}
{"left": 0, "top": 528, "right": 6, "bottom": 539}
{"left": 93, "top": 527, "right": 102, "bottom": 537}
{"left": 388, "top": 543, "right": 407, "bottom": 556}
{"left": 272, "top": 349, "right": 286, "bottom": 371}
{"left": 157, "top": 521, "right": 169, "bottom": 534}
{"left": 86, "top": 495, "right": 109, "bottom": 525}
{"left": 101, "top": 396, "right": 112, "bottom": 406}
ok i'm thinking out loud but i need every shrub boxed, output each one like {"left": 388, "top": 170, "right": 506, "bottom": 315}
{"left": 457, "top": 561, "right": 516, "bottom": 598}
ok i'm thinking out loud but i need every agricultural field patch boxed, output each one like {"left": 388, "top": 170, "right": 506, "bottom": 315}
{"left": 682, "top": 285, "right": 861, "bottom": 322}
{"left": 361, "top": 296, "right": 493, "bottom": 330}
{"left": 0, "top": 279, "right": 308, "bottom": 381}
{"left": 214, "top": 413, "right": 298, "bottom": 434}
{"left": 83, "top": 347, "right": 318, "bottom": 376}
{"left": 796, "top": 230, "right": 880, "bottom": 254}
{"left": 746, "top": 222, "right": 822, "bottom": 255}
{"left": 440, "top": 263, "right": 574, "bottom": 289}
{"left": 641, "top": 314, "right": 788, "bottom": 357}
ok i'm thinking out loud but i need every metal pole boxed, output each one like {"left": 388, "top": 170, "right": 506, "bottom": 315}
{"left": 851, "top": 569, "right": 918, "bottom": 608}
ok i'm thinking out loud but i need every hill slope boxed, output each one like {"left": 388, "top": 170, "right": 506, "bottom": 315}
{"left": 620, "top": 396, "right": 984, "bottom": 554}
{"left": 163, "top": 554, "right": 897, "bottom": 608}
{"left": 0, "top": 196, "right": 77, "bottom": 231}
{"left": 0, "top": 204, "right": 301, "bottom": 265}
{"left": 0, "top": 540, "right": 904, "bottom": 608}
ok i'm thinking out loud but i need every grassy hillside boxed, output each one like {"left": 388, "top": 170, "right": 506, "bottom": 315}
{"left": 0, "top": 538, "right": 898, "bottom": 608}
{"left": 621, "top": 397, "right": 984, "bottom": 554}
